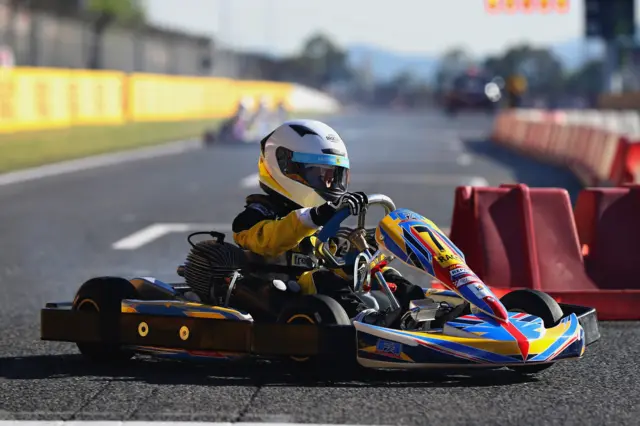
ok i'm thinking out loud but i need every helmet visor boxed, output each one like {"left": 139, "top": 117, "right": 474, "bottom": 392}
{"left": 298, "top": 164, "right": 349, "bottom": 192}
{"left": 288, "top": 152, "right": 350, "bottom": 193}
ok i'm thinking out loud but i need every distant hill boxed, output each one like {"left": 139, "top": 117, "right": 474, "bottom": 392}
{"left": 345, "top": 36, "right": 610, "bottom": 83}
{"left": 346, "top": 43, "right": 439, "bottom": 83}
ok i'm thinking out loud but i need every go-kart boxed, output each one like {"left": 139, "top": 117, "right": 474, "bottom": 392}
{"left": 203, "top": 114, "right": 279, "bottom": 147}
{"left": 202, "top": 117, "right": 256, "bottom": 146}
{"left": 40, "top": 194, "right": 600, "bottom": 373}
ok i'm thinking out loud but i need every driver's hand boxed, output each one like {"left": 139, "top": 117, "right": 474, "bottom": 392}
{"left": 330, "top": 192, "right": 368, "bottom": 216}
{"left": 309, "top": 192, "right": 368, "bottom": 226}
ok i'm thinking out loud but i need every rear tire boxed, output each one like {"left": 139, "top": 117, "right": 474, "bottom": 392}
{"left": 72, "top": 277, "right": 139, "bottom": 363}
{"left": 277, "top": 295, "right": 352, "bottom": 366}
{"left": 500, "top": 289, "right": 564, "bottom": 375}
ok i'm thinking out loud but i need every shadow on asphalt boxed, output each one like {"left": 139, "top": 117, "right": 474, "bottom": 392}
{"left": 463, "top": 139, "right": 584, "bottom": 205}
{"left": 0, "top": 354, "right": 540, "bottom": 388}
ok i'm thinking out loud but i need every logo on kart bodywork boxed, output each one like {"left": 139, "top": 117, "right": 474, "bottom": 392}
{"left": 453, "top": 276, "right": 481, "bottom": 288}
{"left": 468, "top": 283, "right": 493, "bottom": 300}
{"left": 375, "top": 339, "right": 403, "bottom": 359}
{"left": 449, "top": 267, "right": 471, "bottom": 279}
{"left": 449, "top": 266, "right": 478, "bottom": 285}
{"left": 436, "top": 254, "right": 459, "bottom": 266}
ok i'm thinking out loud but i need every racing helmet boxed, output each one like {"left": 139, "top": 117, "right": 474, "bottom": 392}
{"left": 258, "top": 119, "right": 350, "bottom": 208}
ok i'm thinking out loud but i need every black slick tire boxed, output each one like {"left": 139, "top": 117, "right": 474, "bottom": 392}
{"left": 71, "top": 277, "right": 139, "bottom": 363}
{"left": 276, "top": 294, "right": 352, "bottom": 367}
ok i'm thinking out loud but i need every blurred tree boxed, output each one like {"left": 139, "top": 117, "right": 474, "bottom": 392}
{"left": 22, "top": 0, "right": 144, "bottom": 21}
{"left": 84, "top": 0, "right": 147, "bottom": 69}
{"left": 564, "top": 59, "right": 603, "bottom": 104}
{"left": 368, "top": 69, "right": 431, "bottom": 108}
{"left": 84, "top": 0, "right": 146, "bottom": 23}
{"left": 483, "top": 44, "right": 565, "bottom": 103}
{"left": 434, "top": 47, "right": 473, "bottom": 94}
{"left": 289, "top": 32, "right": 353, "bottom": 89}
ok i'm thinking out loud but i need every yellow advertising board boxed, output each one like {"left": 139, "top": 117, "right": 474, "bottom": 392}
{"left": 0, "top": 67, "right": 297, "bottom": 134}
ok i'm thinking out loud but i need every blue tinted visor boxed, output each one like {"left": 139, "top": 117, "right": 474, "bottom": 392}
{"left": 288, "top": 152, "right": 350, "bottom": 193}
{"left": 291, "top": 152, "right": 350, "bottom": 169}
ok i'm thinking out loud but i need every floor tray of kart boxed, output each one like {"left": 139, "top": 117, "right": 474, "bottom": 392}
{"left": 40, "top": 194, "right": 600, "bottom": 373}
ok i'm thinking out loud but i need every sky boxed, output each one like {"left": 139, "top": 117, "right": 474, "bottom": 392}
{"left": 142, "top": 0, "right": 639, "bottom": 58}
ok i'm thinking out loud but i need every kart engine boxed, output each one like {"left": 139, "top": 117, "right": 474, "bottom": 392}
{"left": 182, "top": 239, "right": 246, "bottom": 304}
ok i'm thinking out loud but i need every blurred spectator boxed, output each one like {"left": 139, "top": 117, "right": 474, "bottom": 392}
{"left": 506, "top": 74, "right": 527, "bottom": 108}
{"left": 275, "top": 100, "right": 290, "bottom": 122}
{"left": 234, "top": 96, "right": 254, "bottom": 122}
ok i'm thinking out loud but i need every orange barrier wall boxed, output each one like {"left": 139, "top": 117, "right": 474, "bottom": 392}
{"left": 0, "top": 67, "right": 299, "bottom": 134}
{"left": 491, "top": 109, "right": 640, "bottom": 186}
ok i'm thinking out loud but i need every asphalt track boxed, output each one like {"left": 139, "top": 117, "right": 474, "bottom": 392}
{"left": 0, "top": 108, "right": 637, "bottom": 425}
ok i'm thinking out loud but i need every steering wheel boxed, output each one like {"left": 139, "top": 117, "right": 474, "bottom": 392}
{"left": 314, "top": 193, "right": 401, "bottom": 313}
{"left": 314, "top": 194, "right": 397, "bottom": 270}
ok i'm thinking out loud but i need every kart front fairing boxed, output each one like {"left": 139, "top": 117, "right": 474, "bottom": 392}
{"left": 353, "top": 207, "right": 587, "bottom": 369}
{"left": 354, "top": 310, "right": 585, "bottom": 369}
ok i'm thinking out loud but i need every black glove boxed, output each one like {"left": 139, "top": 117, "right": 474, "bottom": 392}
{"left": 309, "top": 192, "right": 368, "bottom": 227}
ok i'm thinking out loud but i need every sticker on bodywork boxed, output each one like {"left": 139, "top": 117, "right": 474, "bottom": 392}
{"left": 375, "top": 339, "right": 403, "bottom": 359}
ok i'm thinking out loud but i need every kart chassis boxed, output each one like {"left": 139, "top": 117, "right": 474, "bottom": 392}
{"left": 40, "top": 299, "right": 600, "bottom": 361}
{"left": 40, "top": 193, "right": 601, "bottom": 367}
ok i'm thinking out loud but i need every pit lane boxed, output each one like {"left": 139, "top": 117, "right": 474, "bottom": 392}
{"left": 0, "top": 109, "right": 634, "bottom": 425}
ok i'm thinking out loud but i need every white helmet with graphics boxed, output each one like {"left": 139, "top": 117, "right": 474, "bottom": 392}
{"left": 258, "top": 119, "right": 350, "bottom": 208}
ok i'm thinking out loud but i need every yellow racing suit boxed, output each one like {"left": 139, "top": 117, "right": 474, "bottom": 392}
{"left": 232, "top": 193, "right": 425, "bottom": 320}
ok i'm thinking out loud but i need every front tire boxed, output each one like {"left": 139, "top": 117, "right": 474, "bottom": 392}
{"left": 500, "top": 289, "right": 564, "bottom": 375}
{"left": 72, "top": 277, "right": 139, "bottom": 363}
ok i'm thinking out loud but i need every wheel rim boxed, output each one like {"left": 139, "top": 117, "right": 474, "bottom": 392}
{"left": 286, "top": 314, "right": 315, "bottom": 362}
{"left": 77, "top": 298, "right": 99, "bottom": 312}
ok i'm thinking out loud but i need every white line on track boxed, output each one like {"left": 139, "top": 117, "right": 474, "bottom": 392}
{"left": 0, "top": 139, "right": 201, "bottom": 187}
{"left": 112, "top": 222, "right": 452, "bottom": 250}
{"left": 239, "top": 173, "right": 488, "bottom": 188}
{"left": 468, "top": 177, "right": 489, "bottom": 187}
{"left": 239, "top": 172, "right": 260, "bottom": 188}
{"left": 351, "top": 174, "right": 488, "bottom": 187}
{"left": 0, "top": 422, "right": 386, "bottom": 426}
{"left": 112, "top": 223, "right": 233, "bottom": 250}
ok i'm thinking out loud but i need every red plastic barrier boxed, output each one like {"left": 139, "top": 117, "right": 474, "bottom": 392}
{"left": 490, "top": 110, "right": 638, "bottom": 187}
{"left": 574, "top": 186, "right": 640, "bottom": 290}
{"left": 609, "top": 138, "right": 640, "bottom": 185}
{"left": 446, "top": 183, "right": 640, "bottom": 320}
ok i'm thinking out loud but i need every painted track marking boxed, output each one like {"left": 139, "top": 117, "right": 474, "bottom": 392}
{"left": 112, "top": 223, "right": 233, "bottom": 250}
{"left": 0, "top": 140, "right": 201, "bottom": 187}
{"left": 239, "top": 173, "right": 488, "bottom": 188}
{"left": 239, "top": 172, "right": 260, "bottom": 188}
{"left": 112, "top": 222, "right": 451, "bottom": 250}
